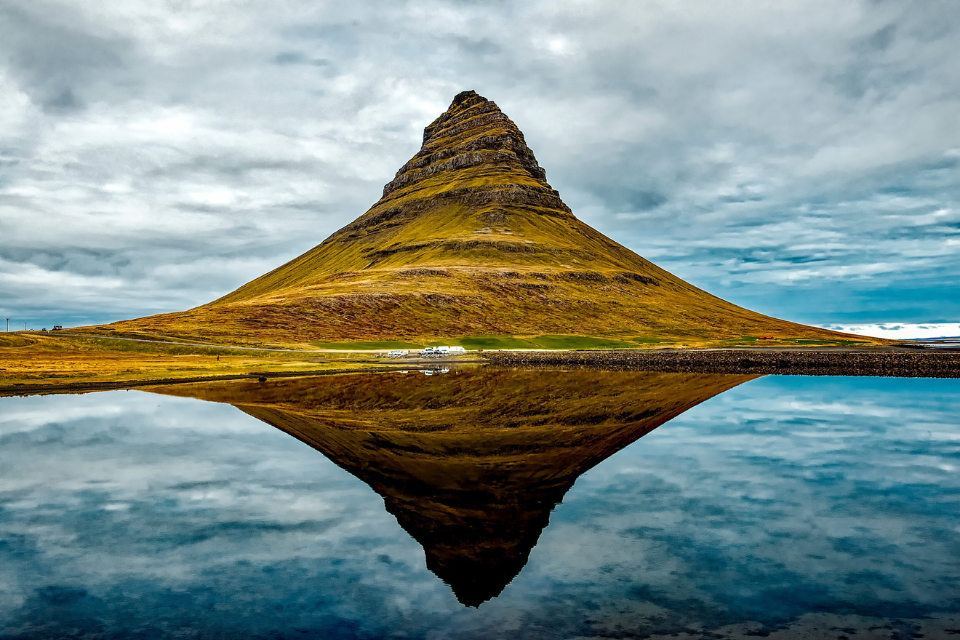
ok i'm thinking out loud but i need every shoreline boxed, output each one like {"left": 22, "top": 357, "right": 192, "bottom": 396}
{"left": 4, "top": 348, "right": 959, "bottom": 396}
{"left": 483, "top": 347, "right": 960, "bottom": 378}
{"left": 0, "top": 364, "right": 457, "bottom": 397}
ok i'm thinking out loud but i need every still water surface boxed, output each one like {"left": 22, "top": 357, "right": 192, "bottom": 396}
{"left": 0, "top": 370, "right": 958, "bottom": 639}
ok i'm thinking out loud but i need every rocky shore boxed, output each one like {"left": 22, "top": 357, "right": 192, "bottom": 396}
{"left": 484, "top": 348, "right": 960, "bottom": 378}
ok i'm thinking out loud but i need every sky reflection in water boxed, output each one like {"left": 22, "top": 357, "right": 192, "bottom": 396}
{"left": 0, "top": 373, "right": 958, "bottom": 639}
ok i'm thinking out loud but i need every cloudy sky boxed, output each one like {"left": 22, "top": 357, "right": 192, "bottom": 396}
{"left": 1, "top": 0, "right": 958, "bottom": 336}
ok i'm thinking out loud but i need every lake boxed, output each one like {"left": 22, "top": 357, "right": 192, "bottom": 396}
{"left": 0, "top": 369, "right": 957, "bottom": 639}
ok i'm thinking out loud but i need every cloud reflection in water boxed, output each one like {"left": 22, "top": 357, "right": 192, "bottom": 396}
{"left": 0, "top": 371, "right": 957, "bottom": 638}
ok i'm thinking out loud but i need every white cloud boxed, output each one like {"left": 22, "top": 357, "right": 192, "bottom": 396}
{"left": 822, "top": 322, "right": 960, "bottom": 340}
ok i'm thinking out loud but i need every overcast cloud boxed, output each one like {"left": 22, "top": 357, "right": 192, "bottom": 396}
{"left": 1, "top": 0, "right": 958, "bottom": 333}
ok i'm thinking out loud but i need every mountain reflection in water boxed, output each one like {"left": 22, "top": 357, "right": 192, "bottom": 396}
{"left": 148, "top": 368, "right": 757, "bottom": 606}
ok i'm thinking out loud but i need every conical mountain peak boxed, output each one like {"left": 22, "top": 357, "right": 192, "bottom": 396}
{"left": 88, "top": 92, "right": 868, "bottom": 346}
{"left": 208, "top": 89, "right": 610, "bottom": 305}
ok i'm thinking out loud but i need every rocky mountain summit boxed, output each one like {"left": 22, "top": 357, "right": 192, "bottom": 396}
{"left": 85, "top": 91, "right": 865, "bottom": 346}
{"left": 381, "top": 90, "right": 551, "bottom": 198}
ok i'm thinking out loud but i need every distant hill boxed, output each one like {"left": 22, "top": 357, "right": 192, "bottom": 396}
{"left": 85, "top": 91, "right": 873, "bottom": 347}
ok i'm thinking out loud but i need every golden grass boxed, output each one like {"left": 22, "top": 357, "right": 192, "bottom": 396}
{"left": 0, "top": 333, "right": 374, "bottom": 390}
{"left": 72, "top": 265, "right": 887, "bottom": 348}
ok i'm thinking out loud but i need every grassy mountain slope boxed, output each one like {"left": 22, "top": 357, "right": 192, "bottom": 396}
{"left": 84, "top": 91, "right": 873, "bottom": 346}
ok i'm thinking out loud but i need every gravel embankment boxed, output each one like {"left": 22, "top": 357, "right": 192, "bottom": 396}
{"left": 484, "top": 348, "right": 960, "bottom": 378}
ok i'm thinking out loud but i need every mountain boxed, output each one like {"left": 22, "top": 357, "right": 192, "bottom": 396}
{"left": 147, "top": 368, "right": 758, "bottom": 606}
{"left": 87, "top": 90, "right": 870, "bottom": 346}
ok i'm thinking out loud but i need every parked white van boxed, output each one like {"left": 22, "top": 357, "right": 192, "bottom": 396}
{"left": 447, "top": 346, "right": 466, "bottom": 353}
